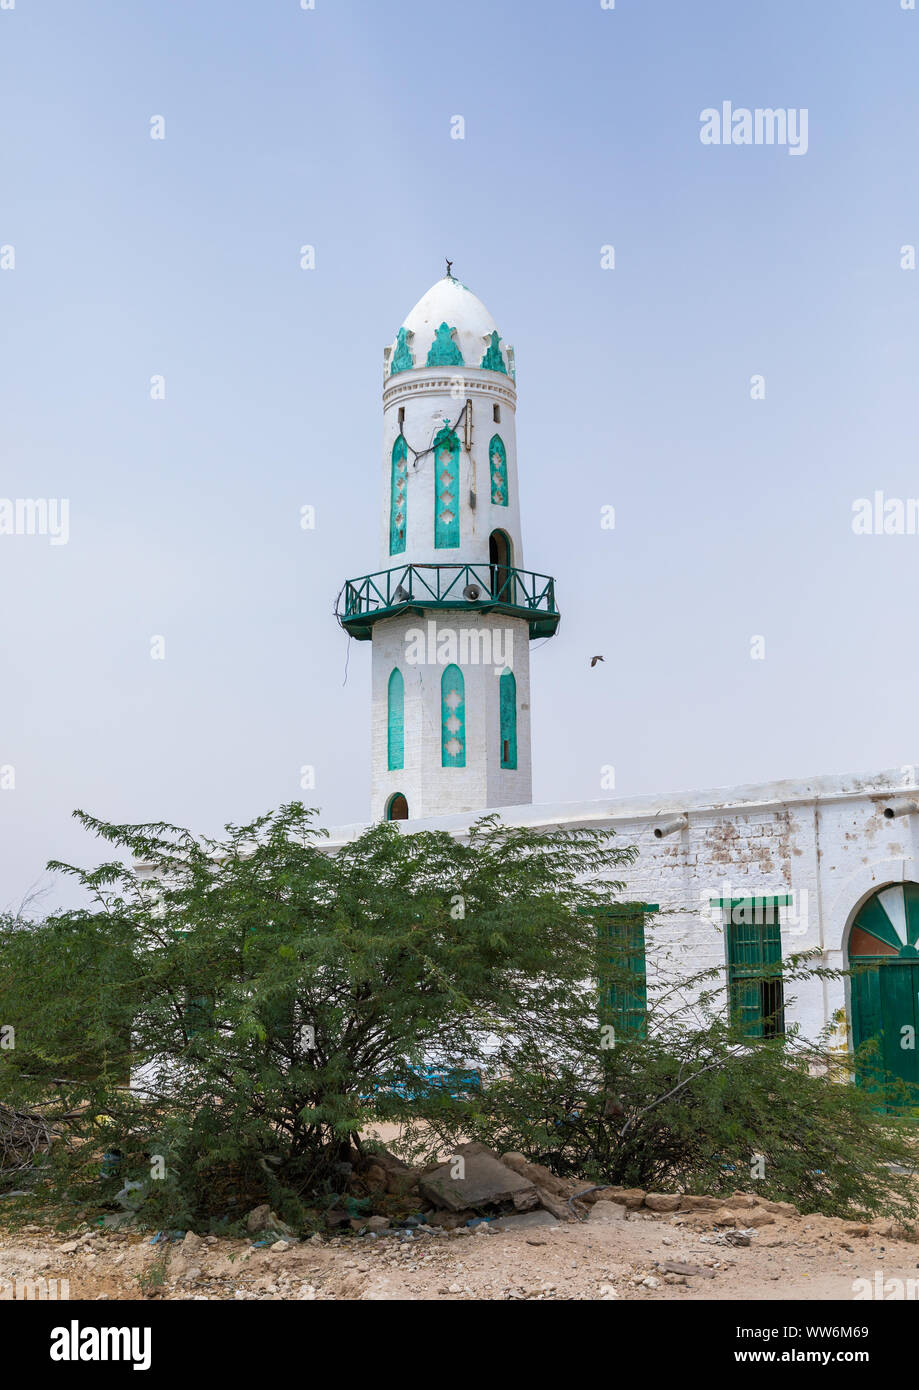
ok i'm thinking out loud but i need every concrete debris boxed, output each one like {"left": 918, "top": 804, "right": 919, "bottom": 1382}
{"left": 419, "top": 1143, "right": 539, "bottom": 1214}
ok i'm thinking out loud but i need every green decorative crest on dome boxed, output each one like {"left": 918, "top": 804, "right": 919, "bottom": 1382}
{"left": 480, "top": 330, "right": 507, "bottom": 374}
{"left": 390, "top": 327, "right": 414, "bottom": 375}
{"left": 426, "top": 322, "right": 464, "bottom": 368}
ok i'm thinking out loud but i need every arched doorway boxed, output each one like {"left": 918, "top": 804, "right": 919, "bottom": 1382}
{"left": 489, "top": 529, "right": 513, "bottom": 603}
{"left": 386, "top": 793, "right": 409, "bottom": 822}
{"left": 848, "top": 883, "right": 919, "bottom": 1109}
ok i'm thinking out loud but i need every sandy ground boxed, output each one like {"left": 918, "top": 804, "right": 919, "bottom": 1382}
{"left": 2, "top": 1202, "right": 916, "bottom": 1302}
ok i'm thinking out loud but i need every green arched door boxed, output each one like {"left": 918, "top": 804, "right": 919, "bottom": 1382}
{"left": 849, "top": 883, "right": 919, "bottom": 1110}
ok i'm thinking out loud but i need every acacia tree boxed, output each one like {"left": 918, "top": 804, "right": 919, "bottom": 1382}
{"left": 0, "top": 804, "right": 634, "bottom": 1227}
{"left": 410, "top": 948, "right": 919, "bottom": 1222}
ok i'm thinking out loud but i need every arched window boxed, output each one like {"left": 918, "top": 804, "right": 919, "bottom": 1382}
{"left": 434, "top": 425, "right": 460, "bottom": 549}
{"left": 386, "top": 793, "right": 409, "bottom": 821}
{"left": 387, "top": 668, "right": 404, "bottom": 771}
{"left": 489, "top": 528, "right": 514, "bottom": 603}
{"left": 499, "top": 667, "right": 517, "bottom": 769}
{"left": 489, "top": 434, "right": 508, "bottom": 506}
{"left": 441, "top": 664, "right": 466, "bottom": 767}
{"left": 390, "top": 436, "right": 408, "bottom": 555}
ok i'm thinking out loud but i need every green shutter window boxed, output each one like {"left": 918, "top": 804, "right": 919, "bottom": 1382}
{"left": 717, "top": 898, "right": 787, "bottom": 1039}
{"left": 184, "top": 989, "right": 215, "bottom": 1041}
{"left": 387, "top": 667, "right": 404, "bottom": 771}
{"left": 499, "top": 667, "right": 517, "bottom": 769}
{"left": 489, "top": 434, "right": 508, "bottom": 506}
{"left": 602, "top": 911, "right": 648, "bottom": 1040}
{"left": 390, "top": 435, "right": 408, "bottom": 555}
{"left": 441, "top": 664, "right": 465, "bottom": 767}
{"left": 433, "top": 425, "right": 460, "bottom": 549}
{"left": 580, "top": 904, "right": 656, "bottom": 1040}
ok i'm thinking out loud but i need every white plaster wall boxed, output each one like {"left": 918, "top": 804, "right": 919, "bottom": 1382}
{"left": 328, "top": 767, "right": 919, "bottom": 1043}
{"left": 379, "top": 368, "right": 522, "bottom": 572}
{"left": 371, "top": 611, "right": 532, "bottom": 820}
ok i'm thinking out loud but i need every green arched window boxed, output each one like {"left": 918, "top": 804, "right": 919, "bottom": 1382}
{"left": 499, "top": 668, "right": 517, "bottom": 769}
{"left": 390, "top": 436, "right": 408, "bottom": 555}
{"left": 434, "top": 425, "right": 460, "bottom": 549}
{"left": 441, "top": 664, "right": 465, "bottom": 767}
{"left": 489, "top": 434, "right": 508, "bottom": 507}
{"left": 387, "top": 668, "right": 404, "bottom": 771}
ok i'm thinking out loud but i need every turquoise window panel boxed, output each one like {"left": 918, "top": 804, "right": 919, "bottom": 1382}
{"left": 480, "top": 330, "right": 507, "bottom": 374}
{"left": 433, "top": 425, "right": 460, "bottom": 549}
{"left": 441, "top": 664, "right": 466, "bottom": 767}
{"left": 489, "top": 434, "right": 508, "bottom": 506}
{"left": 426, "top": 322, "right": 464, "bottom": 367}
{"left": 499, "top": 668, "right": 517, "bottom": 769}
{"left": 390, "top": 435, "right": 408, "bottom": 555}
{"left": 387, "top": 667, "right": 405, "bottom": 771}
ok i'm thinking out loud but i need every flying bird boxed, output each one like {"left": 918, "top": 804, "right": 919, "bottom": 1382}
{"left": 590, "top": 655, "right": 605, "bottom": 667}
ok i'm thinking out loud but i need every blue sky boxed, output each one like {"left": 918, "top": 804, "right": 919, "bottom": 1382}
{"left": 1, "top": 0, "right": 918, "bottom": 906}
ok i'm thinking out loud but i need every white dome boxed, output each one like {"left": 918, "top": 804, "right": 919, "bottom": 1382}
{"left": 386, "top": 275, "right": 513, "bottom": 379}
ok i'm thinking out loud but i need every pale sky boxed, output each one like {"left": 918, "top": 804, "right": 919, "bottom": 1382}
{"left": 1, "top": 0, "right": 918, "bottom": 909}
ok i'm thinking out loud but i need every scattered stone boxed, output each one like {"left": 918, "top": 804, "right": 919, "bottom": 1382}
{"left": 500, "top": 1152, "right": 572, "bottom": 1199}
{"left": 657, "top": 1260, "right": 715, "bottom": 1280}
{"left": 711, "top": 1208, "right": 738, "bottom": 1227}
{"left": 588, "top": 1201, "right": 626, "bottom": 1224}
{"left": 419, "top": 1143, "right": 538, "bottom": 1214}
{"left": 644, "top": 1194, "right": 682, "bottom": 1213}
{"left": 270, "top": 1240, "right": 291, "bottom": 1253}
{"left": 58, "top": 1241, "right": 79, "bottom": 1254}
{"left": 744, "top": 1208, "right": 776, "bottom": 1228}
{"left": 596, "top": 1188, "right": 646, "bottom": 1210}
{"left": 534, "top": 1188, "right": 573, "bottom": 1222}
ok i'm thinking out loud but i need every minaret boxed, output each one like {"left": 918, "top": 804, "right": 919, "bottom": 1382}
{"left": 337, "top": 268, "right": 559, "bottom": 821}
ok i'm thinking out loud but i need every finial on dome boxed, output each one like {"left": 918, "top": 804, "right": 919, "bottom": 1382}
{"left": 445, "top": 258, "right": 454, "bottom": 279}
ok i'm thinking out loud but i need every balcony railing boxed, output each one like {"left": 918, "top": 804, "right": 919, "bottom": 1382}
{"left": 335, "top": 562, "right": 560, "bottom": 641}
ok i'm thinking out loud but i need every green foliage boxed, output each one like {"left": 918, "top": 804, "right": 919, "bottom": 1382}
{"left": 3, "top": 803, "right": 914, "bottom": 1229}
{"left": 410, "top": 953, "right": 919, "bottom": 1222}
{"left": 0, "top": 804, "right": 631, "bottom": 1227}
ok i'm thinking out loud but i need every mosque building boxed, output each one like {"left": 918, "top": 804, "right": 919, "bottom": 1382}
{"left": 330, "top": 270, "right": 919, "bottom": 1109}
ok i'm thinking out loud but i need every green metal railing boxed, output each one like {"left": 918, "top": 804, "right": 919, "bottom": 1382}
{"left": 335, "top": 562, "right": 560, "bottom": 641}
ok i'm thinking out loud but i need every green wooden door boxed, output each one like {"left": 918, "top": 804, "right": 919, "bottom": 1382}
{"left": 849, "top": 884, "right": 919, "bottom": 1110}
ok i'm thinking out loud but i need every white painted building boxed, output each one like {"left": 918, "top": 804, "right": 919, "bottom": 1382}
{"left": 333, "top": 273, "right": 919, "bottom": 1098}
